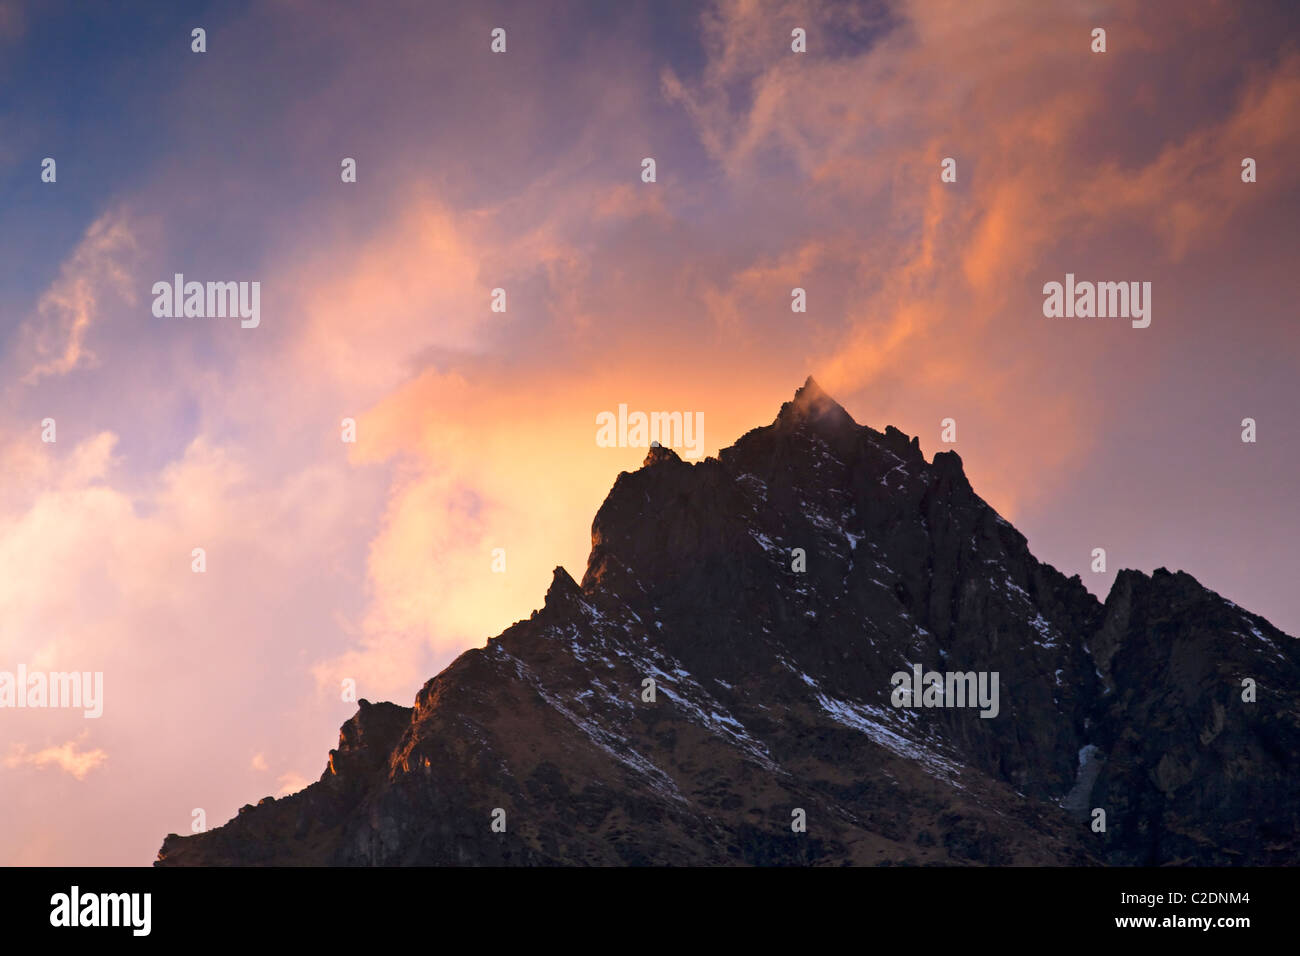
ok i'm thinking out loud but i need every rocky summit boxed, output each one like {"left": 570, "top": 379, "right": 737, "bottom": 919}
{"left": 156, "top": 378, "right": 1300, "bottom": 866}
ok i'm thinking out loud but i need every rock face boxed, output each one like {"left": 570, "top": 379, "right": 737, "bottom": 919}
{"left": 1088, "top": 570, "right": 1300, "bottom": 864}
{"left": 155, "top": 378, "right": 1300, "bottom": 866}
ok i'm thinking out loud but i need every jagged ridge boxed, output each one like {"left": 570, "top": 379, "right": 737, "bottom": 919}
{"left": 156, "top": 378, "right": 1300, "bottom": 866}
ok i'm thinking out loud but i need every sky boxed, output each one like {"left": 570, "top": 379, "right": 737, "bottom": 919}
{"left": 1, "top": 0, "right": 1297, "bottom": 865}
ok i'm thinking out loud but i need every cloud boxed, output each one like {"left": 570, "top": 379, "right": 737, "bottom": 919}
{"left": 657, "top": 0, "right": 1300, "bottom": 520}
{"left": 15, "top": 208, "right": 143, "bottom": 386}
{"left": 5, "top": 736, "right": 107, "bottom": 780}
{"left": 284, "top": 2, "right": 1300, "bottom": 696}
{"left": 275, "top": 771, "right": 312, "bottom": 798}
{"left": 3, "top": 0, "right": 1298, "bottom": 867}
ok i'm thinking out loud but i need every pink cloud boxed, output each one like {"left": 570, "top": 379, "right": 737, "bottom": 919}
{"left": 5, "top": 736, "right": 107, "bottom": 780}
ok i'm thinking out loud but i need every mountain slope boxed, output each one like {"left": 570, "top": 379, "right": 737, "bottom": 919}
{"left": 156, "top": 378, "right": 1299, "bottom": 866}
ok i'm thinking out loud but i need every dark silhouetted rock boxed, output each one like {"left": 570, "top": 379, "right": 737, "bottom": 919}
{"left": 156, "top": 380, "right": 1298, "bottom": 866}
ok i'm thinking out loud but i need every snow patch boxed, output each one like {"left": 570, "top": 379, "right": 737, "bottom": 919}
{"left": 814, "top": 692, "right": 965, "bottom": 789}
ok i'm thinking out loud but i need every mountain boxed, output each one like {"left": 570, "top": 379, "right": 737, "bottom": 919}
{"left": 155, "top": 378, "right": 1300, "bottom": 866}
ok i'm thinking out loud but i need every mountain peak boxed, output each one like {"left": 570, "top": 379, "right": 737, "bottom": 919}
{"left": 798, "top": 373, "right": 824, "bottom": 396}
{"left": 155, "top": 376, "right": 1300, "bottom": 869}
{"left": 775, "top": 375, "right": 857, "bottom": 434}
{"left": 642, "top": 442, "right": 681, "bottom": 468}
{"left": 791, "top": 374, "right": 832, "bottom": 408}
{"left": 544, "top": 565, "right": 582, "bottom": 606}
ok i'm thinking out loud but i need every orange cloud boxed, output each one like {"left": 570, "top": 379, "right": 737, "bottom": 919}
{"left": 15, "top": 208, "right": 142, "bottom": 386}
{"left": 5, "top": 737, "right": 107, "bottom": 780}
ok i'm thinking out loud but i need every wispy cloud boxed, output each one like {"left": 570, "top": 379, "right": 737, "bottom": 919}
{"left": 5, "top": 736, "right": 107, "bottom": 780}
{"left": 2, "top": 0, "right": 1297, "bottom": 866}
{"left": 15, "top": 207, "right": 143, "bottom": 386}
